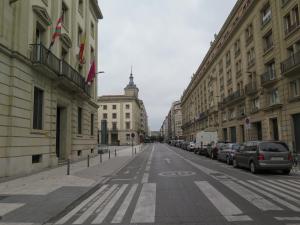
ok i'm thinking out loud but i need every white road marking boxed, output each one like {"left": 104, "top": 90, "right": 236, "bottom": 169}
{"left": 0, "top": 203, "right": 25, "bottom": 216}
{"left": 124, "top": 170, "right": 130, "bottom": 175}
{"left": 164, "top": 158, "right": 171, "bottom": 164}
{"left": 55, "top": 185, "right": 108, "bottom": 224}
{"left": 258, "top": 180, "right": 300, "bottom": 199}
{"left": 73, "top": 184, "right": 118, "bottom": 224}
{"left": 278, "top": 180, "right": 300, "bottom": 189}
{"left": 145, "top": 165, "right": 150, "bottom": 172}
{"left": 222, "top": 180, "right": 282, "bottom": 211}
{"left": 275, "top": 217, "right": 300, "bottom": 221}
{"left": 92, "top": 184, "right": 128, "bottom": 224}
{"left": 247, "top": 180, "right": 300, "bottom": 205}
{"left": 131, "top": 183, "right": 156, "bottom": 223}
{"left": 289, "top": 180, "right": 300, "bottom": 185}
{"left": 266, "top": 180, "right": 300, "bottom": 194}
{"left": 238, "top": 180, "right": 300, "bottom": 212}
{"left": 195, "top": 181, "right": 252, "bottom": 222}
{"left": 141, "top": 173, "right": 149, "bottom": 183}
{"left": 111, "top": 184, "right": 138, "bottom": 223}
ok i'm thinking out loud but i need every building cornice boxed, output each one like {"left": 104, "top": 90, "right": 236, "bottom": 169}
{"left": 90, "top": 0, "right": 103, "bottom": 20}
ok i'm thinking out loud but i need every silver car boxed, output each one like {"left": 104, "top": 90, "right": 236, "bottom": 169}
{"left": 233, "top": 141, "right": 292, "bottom": 174}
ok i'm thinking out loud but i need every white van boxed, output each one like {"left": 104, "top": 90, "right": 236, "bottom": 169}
{"left": 195, "top": 131, "right": 218, "bottom": 155}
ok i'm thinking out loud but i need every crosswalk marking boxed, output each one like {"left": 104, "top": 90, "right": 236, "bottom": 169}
{"left": 258, "top": 180, "right": 300, "bottom": 199}
{"left": 289, "top": 180, "right": 300, "bottom": 185}
{"left": 111, "top": 184, "right": 138, "bottom": 224}
{"left": 195, "top": 181, "right": 252, "bottom": 222}
{"left": 131, "top": 183, "right": 156, "bottom": 223}
{"left": 275, "top": 217, "right": 300, "bottom": 221}
{"left": 247, "top": 180, "right": 300, "bottom": 205}
{"left": 238, "top": 180, "right": 300, "bottom": 212}
{"left": 141, "top": 172, "right": 149, "bottom": 183}
{"left": 54, "top": 185, "right": 108, "bottom": 224}
{"left": 73, "top": 184, "right": 118, "bottom": 224}
{"left": 221, "top": 180, "right": 282, "bottom": 211}
{"left": 266, "top": 180, "right": 300, "bottom": 194}
{"left": 92, "top": 184, "right": 128, "bottom": 224}
{"left": 278, "top": 180, "right": 300, "bottom": 189}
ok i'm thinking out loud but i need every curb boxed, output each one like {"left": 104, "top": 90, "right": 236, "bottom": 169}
{"left": 44, "top": 145, "right": 148, "bottom": 224}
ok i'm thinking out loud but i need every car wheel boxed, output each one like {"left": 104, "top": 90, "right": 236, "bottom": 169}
{"left": 233, "top": 158, "right": 238, "bottom": 168}
{"left": 282, "top": 169, "right": 291, "bottom": 175}
{"left": 226, "top": 156, "right": 230, "bottom": 165}
{"left": 250, "top": 162, "right": 257, "bottom": 174}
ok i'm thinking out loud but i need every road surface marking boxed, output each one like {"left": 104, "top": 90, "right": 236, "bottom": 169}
{"left": 145, "top": 165, "right": 150, "bottom": 172}
{"left": 238, "top": 180, "right": 300, "bottom": 212}
{"left": 124, "top": 170, "right": 130, "bottom": 175}
{"left": 0, "top": 203, "right": 25, "bottom": 216}
{"left": 55, "top": 185, "right": 108, "bottom": 224}
{"left": 257, "top": 180, "right": 300, "bottom": 199}
{"left": 195, "top": 181, "right": 252, "bottom": 222}
{"left": 289, "top": 180, "right": 300, "bottom": 185}
{"left": 92, "top": 184, "right": 128, "bottom": 224}
{"left": 73, "top": 184, "right": 118, "bottom": 224}
{"left": 266, "top": 180, "right": 300, "bottom": 194}
{"left": 221, "top": 180, "right": 282, "bottom": 211}
{"left": 247, "top": 181, "right": 300, "bottom": 205}
{"left": 131, "top": 183, "right": 156, "bottom": 223}
{"left": 164, "top": 158, "right": 171, "bottom": 164}
{"left": 111, "top": 184, "right": 138, "bottom": 223}
{"left": 278, "top": 180, "right": 300, "bottom": 189}
{"left": 141, "top": 173, "right": 149, "bottom": 184}
{"left": 158, "top": 171, "right": 196, "bottom": 177}
{"left": 275, "top": 217, "right": 300, "bottom": 221}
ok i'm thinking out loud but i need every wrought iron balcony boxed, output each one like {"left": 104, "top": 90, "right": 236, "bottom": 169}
{"left": 222, "top": 89, "right": 245, "bottom": 106}
{"left": 260, "top": 70, "right": 277, "bottom": 87}
{"left": 245, "top": 82, "right": 258, "bottom": 95}
{"left": 281, "top": 51, "right": 300, "bottom": 76}
{"left": 30, "top": 44, "right": 90, "bottom": 96}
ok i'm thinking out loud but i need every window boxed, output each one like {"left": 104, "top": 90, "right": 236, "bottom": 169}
{"left": 90, "top": 113, "right": 94, "bottom": 136}
{"left": 126, "top": 133, "right": 130, "bottom": 141}
{"left": 227, "top": 69, "right": 232, "bottom": 84}
{"left": 77, "top": 26, "right": 83, "bottom": 47}
{"left": 234, "top": 39, "right": 240, "bottom": 56}
{"left": 125, "top": 104, "right": 130, "bottom": 109}
{"left": 33, "top": 87, "right": 44, "bottom": 130}
{"left": 103, "top": 105, "right": 107, "bottom": 110}
{"left": 112, "top": 113, "right": 117, "bottom": 119}
{"left": 126, "top": 122, "right": 131, "bottom": 129}
{"left": 112, "top": 122, "right": 117, "bottom": 130}
{"left": 247, "top": 48, "right": 255, "bottom": 67}
{"left": 261, "top": 2, "right": 271, "bottom": 26}
{"left": 112, "top": 105, "right": 117, "bottom": 110}
{"left": 78, "top": 0, "right": 83, "bottom": 16}
{"left": 284, "top": 5, "right": 299, "bottom": 35}
{"left": 61, "top": 47, "right": 68, "bottom": 62}
{"left": 32, "top": 154, "right": 42, "bottom": 164}
{"left": 266, "top": 61, "right": 276, "bottom": 78}
{"left": 62, "top": 2, "right": 69, "bottom": 30}
{"left": 235, "top": 60, "right": 242, "bottom": 77}
{"left": 103, "top": 113, "right": 107, "bottom": 119}
{"left": 90, "top": 47, "right": 95, "bottom": 63}
{"left": 91, "top": 22, "right": 95, "bottom": 38}
{"left": 263, "top": 30, "right": 273, "bottom": 52}
{"left": 35, "top": 23, "right": 46, "bottom": 45}
{"left": 78, "top": 107, "right": 82, "bottom": 134}
{"left": 290, "top": 80, "right": 300, "bottom": 97}
{"left": 270, "top": 89, "right": 280, "bottom": 105}
{"left": 226, "top": 51, "right": 231, "bottom": 67}
{"left": 126, "top": 113, "right": 130, "bottom": 119}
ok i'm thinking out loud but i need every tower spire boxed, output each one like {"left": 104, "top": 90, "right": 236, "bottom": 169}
{"left": 129, "top": 65, "right": 134, "bottom": 85}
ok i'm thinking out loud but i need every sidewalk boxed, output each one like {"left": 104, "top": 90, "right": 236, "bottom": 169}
{"left": 0, "top": 145, "right": 144, "bottom": 224}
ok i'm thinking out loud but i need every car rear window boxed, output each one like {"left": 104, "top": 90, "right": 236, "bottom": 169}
{"left": 260, "top": 142, "right": 289, "bottom": 152}
{"left": 232, "top": 144, "right": 240, "bottom": 150}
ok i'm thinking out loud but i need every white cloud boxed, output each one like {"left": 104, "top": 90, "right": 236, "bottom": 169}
{"left": 97, "top": 0, "right": 236, "bottom": 130}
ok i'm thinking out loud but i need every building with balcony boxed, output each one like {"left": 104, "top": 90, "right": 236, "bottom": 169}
{"left": 0, "top": 0, "right": 102, "bottom": 177}
{"left": 181, "top": 0, "right": 300, "bottom": 153}
{"left": 97, "top": 72, "right": 148, "bottom": 145}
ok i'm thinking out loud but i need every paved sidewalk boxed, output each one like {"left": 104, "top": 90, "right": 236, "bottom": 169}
{"left": 0, "top": 145, "right": 145, "bottom": 224}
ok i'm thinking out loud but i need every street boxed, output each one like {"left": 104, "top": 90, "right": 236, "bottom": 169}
{"left": 51, "top": 143, "right": 300, "bottom": 225}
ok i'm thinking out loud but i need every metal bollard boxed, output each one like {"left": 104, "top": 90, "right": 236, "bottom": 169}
{"left": 87, "top": 155, "right": 90, "bottom": 167}
{"left": 67, "top": 159, "right": 70, "bottom": 175}
{"left": 100, "top": 153, "right": 102, "bottom": 163}
{"left": 109, "top": 150, "right": 111, "bottom": 159}
{"left": 115, "top": 149, "right": 117, "bottom": 157}
{"left": 135, "top": 148, "right": 136, "bottom": 154}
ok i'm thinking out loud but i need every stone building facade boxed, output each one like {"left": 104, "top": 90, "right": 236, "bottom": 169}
{"left": 181, "top": 0, "right": 300, "bottom": 153}
{"left": 97, "top": 73, "right": 148, "bottom": 145}
{"left": 0, "top": 0, "right": 102, "bottom": 177}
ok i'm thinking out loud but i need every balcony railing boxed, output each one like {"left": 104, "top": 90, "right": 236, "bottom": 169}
{"left": 260, "top": 70, "right": 277, "bottom": 86}
{"left": 281, "top": 51, "right": 300, "bottom": 75}
{"left": 250, "top": 106, "right": 260, "bottom": 114}
{"left": 246, "top": 34, "right": 253, "bottom": 46}
{"left": 31, "top": 44, "right": 90, "bottom": 96}
{"left": 245, "top": 82, "right": 258, "bottom": 95}
{"left": 285, "top": 22, "right": 299, "bottom": 36}
{"left": 222, "top": 89, "right": 245, "bottom": 105}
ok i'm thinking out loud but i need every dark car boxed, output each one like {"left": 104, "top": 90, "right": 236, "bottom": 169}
{"left": 233, "top": 141, "right": 293, "bottom": 174}
{"left": 217, "top": 143, "right": 240, "bottom": 164}
{"left": 208, "top": 142, "right": 227, "bottom": 159}
{"left": 181, "top": 141, "right": 189, "bottom": 150}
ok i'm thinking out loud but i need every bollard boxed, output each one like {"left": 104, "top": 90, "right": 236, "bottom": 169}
{"left": 67, "top": 159, "right": 70, "bottom": 175}
{"left": 109, "top": 149, "right": 111, "bottom": 159}
{"left": 115, "top": 149, "right": 117, "bottom": 157}
{"left": 87, "top": 155, "right": 90, "bottom": 167}
{"left": 100, "top": 153, "right": 102, "bottom": 163}
{"left": 135, "top": 148, "right": 136, "bottom": 154}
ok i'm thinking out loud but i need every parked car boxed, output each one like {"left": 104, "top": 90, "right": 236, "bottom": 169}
{"left": 208, "top": 142, "right": 227, "bottom": 159}
{"left": 233, "top": 141, "right": 293, "bottom": 174}
{"left": 181, "top": 141, "right": 189, "bottom": 150}
{"left": 217, "top": 143, "right": 240, "bottom": 164}
{"left": 187, "top": 142, "right": 196, "bottom": 152}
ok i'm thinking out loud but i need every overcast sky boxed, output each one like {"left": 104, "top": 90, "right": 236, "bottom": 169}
{"left": 97, "top": 0, "right": 236, "bottom": 131}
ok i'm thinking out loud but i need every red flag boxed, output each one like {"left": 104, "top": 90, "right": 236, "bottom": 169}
{"left": 48, "top": 12, "right": 64, "bottom": 50}
{"left": 79, "top": 32, "right": 86, "bottom": 64}
{"left": 86, "top": 61, "right": 96, "bottom": 84}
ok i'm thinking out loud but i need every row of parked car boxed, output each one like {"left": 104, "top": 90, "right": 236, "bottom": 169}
{"left": 169, "top": 140, "right": 293, "bottom": 175}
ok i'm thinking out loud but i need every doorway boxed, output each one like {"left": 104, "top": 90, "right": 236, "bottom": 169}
{"left": 293, "top": 114, "right": 300, "bottom": 153}
{"left": 230, "top": 126, "right": 237, "bottom": 143}
{"left": 270, "top": 118, "right": 279, "bottom": 141}
{"left": 56, "top": 106, "right": 67, "bottom": 160}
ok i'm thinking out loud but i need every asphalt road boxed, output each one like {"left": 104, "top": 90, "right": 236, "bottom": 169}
{"left": 52, "top": 143, "right": 300, "bottom": 225}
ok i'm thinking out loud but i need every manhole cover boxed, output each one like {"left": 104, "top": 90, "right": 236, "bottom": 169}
{"left": 158, "top": 171, "right": 196, "bottom": 177}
